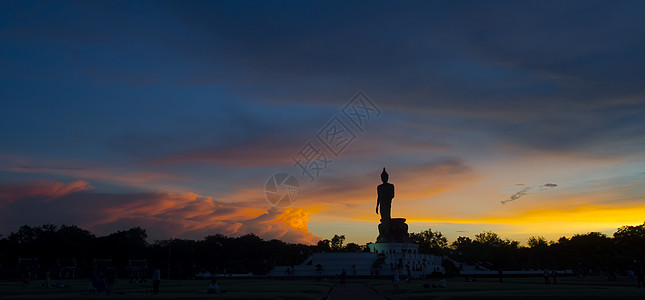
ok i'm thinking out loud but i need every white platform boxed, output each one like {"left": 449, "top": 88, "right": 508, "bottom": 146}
{"left": 369, "top": 242, "right": 444, "bottom": 276}
{"left": 269, "top": 243, "right": 444, "bottom": 278}
{"left": 269, "top": 252, "right": 377, "bottom": 277}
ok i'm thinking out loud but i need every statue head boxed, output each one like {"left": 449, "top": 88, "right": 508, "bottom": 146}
{"left": 381, "top": 167, "right": 389, "bottom": 183}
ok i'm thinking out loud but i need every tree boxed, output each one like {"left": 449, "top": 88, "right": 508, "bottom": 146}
{"left": 526, "top": 236, "right": 552, "bottom": 269}
{"left": 344, "top": 243, "right": 362, "bottom": 252}
{"left": 527, "top": 236, "right": 548, "bottom": 248}
{"left": 452, "top": 236, "right": 473, "bottom": 251}
{"left": 410, "top": 228, "right": 448, "bottom": 255}
{"left": 471, "top": 232, "right": 519, "bottom": 270}
{"left": 475, "top": 231, "right": 516, "bottom": 248}
{"left": 330, "top": 235, "right": 345, "bottom": 252}
{"left": 93, "top": 227, "right": 149, "bottom": 268}
{"left": 557, "top": 232, "right": 614, "bottom": 272}
{"left": 614, "top": 222, "right": 645, "bottom": 260}
{"left": 316, "top": 239, "right": 331, "bottom": 252}
{"left": 451, "top": 236, "right": 477, "bottom": 264}
{"left": 9, "top": 225, "right": 44, "bottom": 246}
{"left": 614, "top": 222, "right": 645, "bottom": 241}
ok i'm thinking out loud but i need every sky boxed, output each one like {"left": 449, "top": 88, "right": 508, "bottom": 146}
{"left": 1, "top": 0, "right": 645, "bottom": 245}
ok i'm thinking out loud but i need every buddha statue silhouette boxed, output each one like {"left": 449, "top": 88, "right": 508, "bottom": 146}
{"left": 374, "top": 167, "right": 410, "bottom": 243}
{"left": 376, "top": 167, "right": 394, "bottom": 222}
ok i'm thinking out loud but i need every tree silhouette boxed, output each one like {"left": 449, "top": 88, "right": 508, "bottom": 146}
{"left": 410, "top": 228, "right": 448, "bottom": 255}
{"left": 527, "top": 236, "right": 548, "bottom": 248}
{"left": 316, "top": 239, "right": 331, "bottom": 252}
{"left": 614, "top": 222, "right": 645, "bottom": 262}
{"left": 344, "top": 242, "right": 362, "bottom": 252}
{"left": 330, "top": 235, "right": 345, "bottom": 252}
{"left": 2, "top": 221, "right": 645, "bottom": 280}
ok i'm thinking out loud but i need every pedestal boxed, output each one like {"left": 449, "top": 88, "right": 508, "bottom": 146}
{"left": 369, "top": 217, "right": 445, "bottom": 277}
{"left": 376, "top": 218, "right": 411, "bottom": 243}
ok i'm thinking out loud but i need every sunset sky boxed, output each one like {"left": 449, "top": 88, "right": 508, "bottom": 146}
{"left": 1, "top": 1, "right": 645, "bottom": 245}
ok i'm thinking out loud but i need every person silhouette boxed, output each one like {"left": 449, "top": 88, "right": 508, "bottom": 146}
{"left": 376, "top": 168, "right": 395, "bottom": 222}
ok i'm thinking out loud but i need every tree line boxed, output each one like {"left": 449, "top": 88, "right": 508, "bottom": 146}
{"left": 1, "top": 222, "right": 643, "bottom": 279}
{"left": 408, "top": 224, "right": 645, "bottom": 276}
{"left": 0, "top": 225, "right": 312, "bottom": 280}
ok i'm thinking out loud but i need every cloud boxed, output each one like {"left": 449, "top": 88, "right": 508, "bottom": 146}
{"left": 501, "top": 186, "right": 531, "bottom": 204}
{"left": 150, "top": 138, "right": 300, "bottom": 168}
{"left": 3, "top": 1, "right": 645, "bottom": 164}
{"left": 237, "top": 208, "right": 319, "bottom": 244}
{"left": 2, "top": 1, "right": 645, "bottom": 246}
{"left": 292, "top": 157, "right": 478, "bottom": 223}
{"left": 502, "top": 183, "right": 558, "bottom": 204}
{"left": 0, "top": 179, "right": 93, "bottom": 203}
{"left": 0, "top": 153, "right": 196, "bottom": 193}
{"left": 0, "top": 179, "right": 320, "bottom": 244}
{"left": 540, "top": 183, "right": 558, "bottom": 190}
{"left": 162, "top": 1, "right": 645, "bottom": 158}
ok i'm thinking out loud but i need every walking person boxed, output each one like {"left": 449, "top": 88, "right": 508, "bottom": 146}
{"left": 392, "top": 268, "right": 401, "bottom": 294}
{"left": 23, "top": 272, "right": 30, "bottom": 287}
{"left": 152, "top": 268, "right": 161, "bottom": 295}
{"left": 45, "top": 271, "right": 51, "bottom": 288}
{"left": 543, "top": 269, "right": 550, "bottom": 285}
{"left": 105, "top": 268, "right": 117, "bottom": 295}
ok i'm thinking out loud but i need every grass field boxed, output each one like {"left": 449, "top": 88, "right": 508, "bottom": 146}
{"left": 0, "top": 278, "right": 334, "bottom": 300}
{"left": 369, "top": 276, "right": 645, "bottom": 299}
{"left": 1, "top": 276, "right": 644, "bottom": 299}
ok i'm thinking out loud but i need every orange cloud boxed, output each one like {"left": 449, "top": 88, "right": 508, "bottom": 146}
{"left": 96, "top": 196, "right": 320, "bottom": 244}
{"left": 91, "top": 192, "right": 320, "bottom": 243}
{"left": 236, "top": 208, "right": 320, "bottom": 244}
{"left": 0, "top": 179, "right": 93, "bottom": 203}
{"left": 0, "top": 179, "right": 320, "bottom": 244}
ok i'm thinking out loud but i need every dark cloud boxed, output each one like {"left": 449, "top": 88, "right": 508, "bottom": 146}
{"left": 149, "top": 138, "right": 302, "bottom": 168}
{"left": 501, "top": 186, "right": 531, "bottom": 205}
{"left": 163, "top": 1, "right": 645, "bottom": 107}
{"left": 184, "top": 1, "right": 645, "bottom": 157}
{"left": 2, "top": 1, "right": 644, "bottom": 158}
{"left": 502, "top": 183, "right": 558, "bottom": 204}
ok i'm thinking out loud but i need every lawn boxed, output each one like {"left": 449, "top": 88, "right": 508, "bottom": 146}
{"left": 368, "top": 276, "right": 645, "bottom": 299}
{"left": 2, "top": 276, "right": 644, "bottom": 299}
{"left": 0, "top": 278, "right": 335, "bottom": 300}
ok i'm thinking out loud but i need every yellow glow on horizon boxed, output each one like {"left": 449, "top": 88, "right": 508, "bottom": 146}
{"left": 307, "top": 202, "right": 645, "bottom": 243}
{"left": 405, "top": 205, "right": 645, "bottom": 236}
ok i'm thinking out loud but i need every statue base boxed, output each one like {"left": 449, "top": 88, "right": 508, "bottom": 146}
{"left": 376, "top": 218, "right": 411, "bottom": 243}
